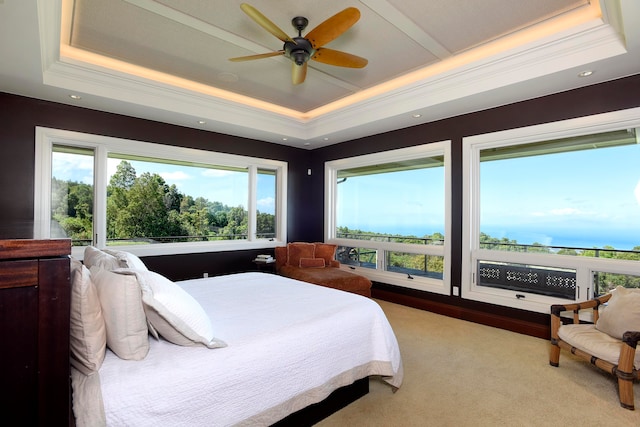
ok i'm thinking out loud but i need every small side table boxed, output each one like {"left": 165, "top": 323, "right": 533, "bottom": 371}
{"left": 253, "top": 259, "right": 276, "bottom": 273}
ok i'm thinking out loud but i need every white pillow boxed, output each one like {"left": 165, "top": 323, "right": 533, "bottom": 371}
{"left": 596, "top": 286, "right": 640, "bottom": 340}
{"left": 69, "top": 258, "right": 106, "bottom": 375}
{"left": 90, "top": 266, "right": 149, "bottom": 360}
{"left": 116, "top": 269, "right": 226, "bottom": 349}
{"left": 83, "top": 246, "right": 120, "bottom": 271}
{"left": 103, "top": 249, "right": 148, "bottom": 271}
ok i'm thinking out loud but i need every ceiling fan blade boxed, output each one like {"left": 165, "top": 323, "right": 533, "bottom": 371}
{"left": 240, "top": 3, "right": 296, "bottom": 44}
{"left": 311, "top": 48, "right": 368, "bottom": 68}
{"left": 291, "top": 62, "right": 307, "bottom": 85}
{"left": 229, "top": 51, "right": 284, "bottom": 62}
{"left": 305, "top": 7, "right": 361, "bottom": 49}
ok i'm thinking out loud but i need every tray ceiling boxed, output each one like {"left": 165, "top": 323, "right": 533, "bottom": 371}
{"left": 0, "top": 1, "right": 639, "bottom": 148}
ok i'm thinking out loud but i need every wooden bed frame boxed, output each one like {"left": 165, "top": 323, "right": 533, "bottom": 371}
{"left": 273, "top": 377, "right": 369, "bottom": 426}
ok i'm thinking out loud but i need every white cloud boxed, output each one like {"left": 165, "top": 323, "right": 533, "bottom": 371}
{"left": 160, "top": 171, "right": 190, "bottom": 181}
{"left": 257, "top": 197, "right": 275, "bottom": 209}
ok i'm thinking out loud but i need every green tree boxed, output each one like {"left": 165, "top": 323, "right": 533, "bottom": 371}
{"left": 51, "top": 178, "right": 93, "bottom": 242}
{"left": 257, "top": 211, "right": 275, "bottom": 237}
{"left": 107, "top": 161, "right": 137, "bottom": 239}
{"left": 114, "top": 172, "right": 182, "bottom": 240}
{"left": 220, "top": 206, "right": 248, "bottom": 239}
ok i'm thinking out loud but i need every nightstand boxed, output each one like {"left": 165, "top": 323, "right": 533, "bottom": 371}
{"left": 253, "top": 259, "right": 276, "bottom": 273}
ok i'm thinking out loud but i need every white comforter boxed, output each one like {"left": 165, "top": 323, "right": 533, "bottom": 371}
{"left": 91, "top": 272, "right": 402, "bottom": 426}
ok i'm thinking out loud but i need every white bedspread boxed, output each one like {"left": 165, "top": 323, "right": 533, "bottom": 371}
{"left": 93, "top": 272, "right": 402, "bottom": 426}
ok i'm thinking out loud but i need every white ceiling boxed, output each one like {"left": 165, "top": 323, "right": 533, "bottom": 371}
{"left": 1, "top": 0, "right": 639, "bottom": 148}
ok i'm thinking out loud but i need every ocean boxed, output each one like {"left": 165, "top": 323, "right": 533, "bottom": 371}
{"left": 357, "top": 224, "right": 640, "bottom": 251}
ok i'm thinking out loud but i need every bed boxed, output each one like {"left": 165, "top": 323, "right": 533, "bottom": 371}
{"left": 71, "top": 247, "right": 403, "bottom": 426}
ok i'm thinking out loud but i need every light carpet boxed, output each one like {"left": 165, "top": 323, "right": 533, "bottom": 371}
{"left": 317, "top": 300, "right": 639, "bottom": 426}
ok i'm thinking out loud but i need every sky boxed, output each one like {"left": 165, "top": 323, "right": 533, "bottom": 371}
{"left": 336, "top": 141, "right": 640, "bottom": 250}
{"left": 479, "top": 144, "right": 640, "bottom": 249}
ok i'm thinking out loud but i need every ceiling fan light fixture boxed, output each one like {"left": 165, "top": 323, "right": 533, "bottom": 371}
{"left": 292, "top": 50, "right": 309, "bottom": 66}
{"left": 285, "top": 37, "right": 314, "bottom": 65}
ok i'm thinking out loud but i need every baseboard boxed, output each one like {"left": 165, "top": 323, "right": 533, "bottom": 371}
{"left": 373, "top": 287, "right": 550, "bottom": 340}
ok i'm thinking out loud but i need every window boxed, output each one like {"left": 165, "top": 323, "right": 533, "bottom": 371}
{"left": 463, "top": 108, "right": 640, "bottom": 312}
{"left": 35, "top": 127, "right": 287, "bottom": 258}
{"left": 325, "top": 142, "right": 451, "bottom": 294}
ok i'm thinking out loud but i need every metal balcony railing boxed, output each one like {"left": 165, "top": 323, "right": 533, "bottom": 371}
{"left": 336, "top": 233, "right": 639, "bottom": 298}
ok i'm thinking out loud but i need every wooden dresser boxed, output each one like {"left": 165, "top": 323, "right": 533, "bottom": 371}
{"left": 0, "top": 239, "right": 71, "bottom": 426}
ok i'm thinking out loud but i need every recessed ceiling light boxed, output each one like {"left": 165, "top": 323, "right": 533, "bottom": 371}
{"left": 282, "top": 137, "right": 288, "bottom": 141}
{"left": 412, "top": 113, "right": 422, "bottom": 118}
{"left": 323, "top": 137, "right": 329, "bottom": 141}
{"left": 578, "top": 70, "right": 593, "bottom": 77}
{"left": 197, "top": 120, "right": 206, "bottom": 124}
{"left": 69, "top": 94, "right": 82, "bottom": 100}
{"left": 304, "top": 142, "right": 311, "bottom": 146}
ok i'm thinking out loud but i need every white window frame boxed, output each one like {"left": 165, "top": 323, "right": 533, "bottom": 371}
{"left": 462, "top": 107, "right": 640, "bottom": 313}
{"left": 325, "top": 141, "right": 452, "bottom": 295}
{"left": 34, "top": 127, "right": 287, "bottom": 259}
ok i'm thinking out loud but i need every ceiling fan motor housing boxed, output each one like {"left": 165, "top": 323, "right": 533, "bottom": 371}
{"left": 285, "top": 37, "right": 314, "bottom": 66}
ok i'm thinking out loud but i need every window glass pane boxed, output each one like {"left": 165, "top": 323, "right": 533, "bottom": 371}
{"left": 593, "top": 271, "right": 640, "bottom": 295}
{"left": 336, "top": 245, "right": 376, "bottom": 270}
{"left": 479, "top": 128, "right": 640, "bottom": 255}
{"left": 386, "top": 251, "right": 444, "bottom": 279}
{"left": 336, "top": 156, "right": 445, "bottom": 244}
{"left": 51, "top": 145, "right": 94, "bottom": 246}
{"left": 478, "top": 261, "right": 576, "bottom": 299}
{"left": 257, "top": 169, "right": 276, "bottom": 239}
{"left": 106, "top": 155, "right": 248, "bottom": 245}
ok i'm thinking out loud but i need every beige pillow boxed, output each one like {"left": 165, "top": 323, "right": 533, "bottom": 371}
{"left": 116, "top": 269, "right": 226, "bottom": 349}
{"left": 103, "top": 249, "right": 148, "bottom": 271}
{"left": 83, "top": 246, "right": 120, "bottom": 271}
{"left": 596, "top": 286, "right": 640, "bottom": 340}
{"left": 90, "top": 266, "right": 149, "bottom": 360}
{"left": 69, "top": 258, "right": 106, "bottom": 375}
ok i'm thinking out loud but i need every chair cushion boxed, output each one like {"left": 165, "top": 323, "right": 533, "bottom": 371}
{"left": 299, "top": 257, "right": 325, "bottom": 268}
{"left": 314, "top": 243, "right": 337, "bottom": 265}
{"left": 558, "top": 324, "right": 640, "bottom": 368}
{"left": 596, "top": 286, "right": 640, "bottom": 340}
{"left": 279, "top": 264, "right": 372, "bottom": 297}
{"left": 287, "top": 242, "right": 315, "bottom": 267}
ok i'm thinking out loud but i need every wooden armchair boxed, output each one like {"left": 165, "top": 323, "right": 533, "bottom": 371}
{"left": 550, "top": 289, "right": 640, "bottom": 410}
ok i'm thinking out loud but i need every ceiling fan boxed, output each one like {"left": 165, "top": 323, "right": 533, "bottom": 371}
{"left": 229, "top": 3, "right": 368, "bottom": 85}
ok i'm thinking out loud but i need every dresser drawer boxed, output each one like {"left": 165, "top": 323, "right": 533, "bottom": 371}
{"left": 0, "top": 260, "right": 38, "bottom": 289}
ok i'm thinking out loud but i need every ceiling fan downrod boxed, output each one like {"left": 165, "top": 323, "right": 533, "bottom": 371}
{"left": 286, "top": 16, "right": 313, "bottom": 66}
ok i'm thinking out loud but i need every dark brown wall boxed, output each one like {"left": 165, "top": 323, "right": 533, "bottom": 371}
{"left": 310, "top": 74, "right": 640, "bottom": 336}
{"left": 2, "top": 74, "right": 639, "bottom": 333}
{"left": 0, "top": 92, "right": 312, "bottom": 278}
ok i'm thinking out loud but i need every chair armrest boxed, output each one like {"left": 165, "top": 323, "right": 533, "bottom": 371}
{"left": 550, "top": 293, "right": 611, "bottom": 320}
{"left": 550, "top": 294, "right": 612, "bottom": 340}
{"left": 623, "top": 331, "right": 640, "bottom": 348}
